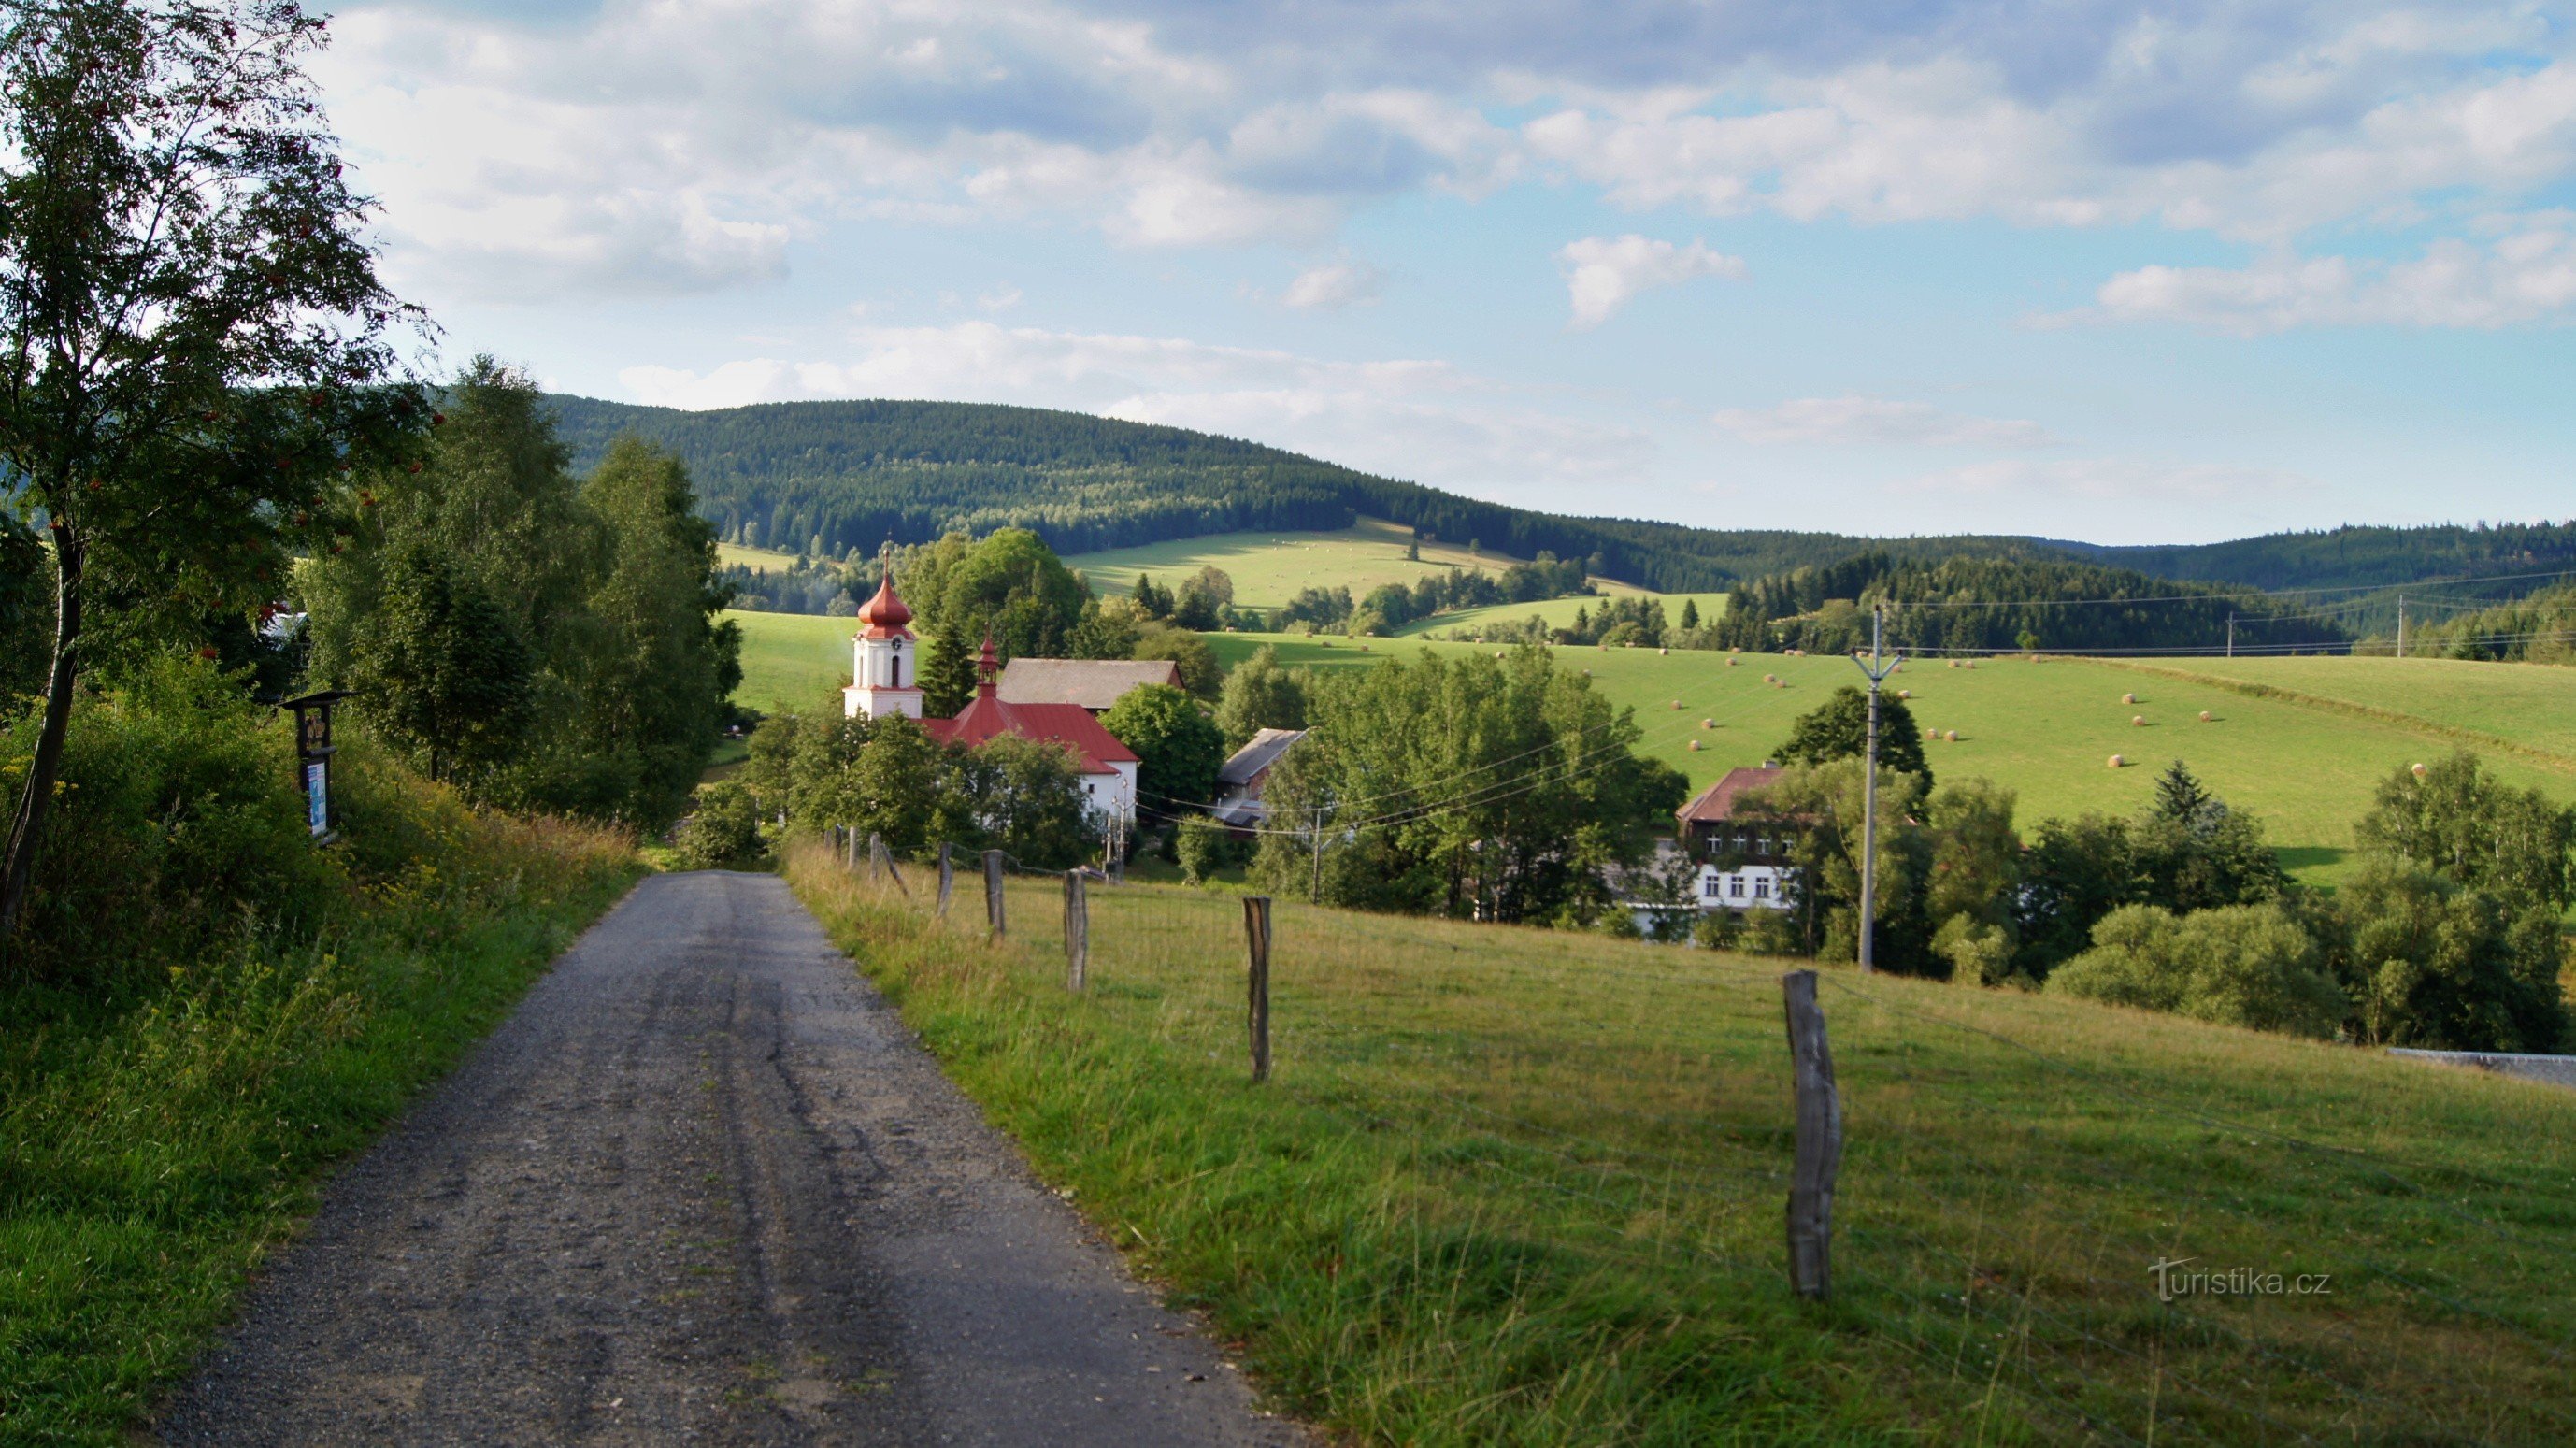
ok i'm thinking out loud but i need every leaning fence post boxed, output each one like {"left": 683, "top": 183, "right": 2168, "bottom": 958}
{"left": 982, "top": 850, "right": 1007, "bottom": 940}
{"left": 1064, "top": 872, "right": 1088, "bottom": 990}
{"left": 936, "top": 843, "right": 954, "bottom": 917}
{"left": 870, "top": 834, "right": 908, "bottom": 896}
{"left": 1243, "top": 896, "right": 1272, "bottom": 1083}
{"left": 1782, "top": 968, "right": 1841, "bottom": 1300}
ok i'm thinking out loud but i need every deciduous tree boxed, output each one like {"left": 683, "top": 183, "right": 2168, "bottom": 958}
{"left": 0, "top": 0, "right": 424, "bottom": 930}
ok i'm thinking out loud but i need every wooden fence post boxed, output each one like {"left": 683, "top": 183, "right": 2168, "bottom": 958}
{"left": 1782, "top": 968, "right": 1841, "bottom": 1301}
{"left": 982, "top": 850, "right": 1007, "bottom": 940}
{"left": 936, "top": 843, "right": 954, "bottom": 917}
{"left": 1243, "top": 896, "right": 1272, "bottom": 1083}
{"left": 846, "top": 824, "right": 859, "bottom": 872}
{"left": 870, "top": 833, "right": 907, "bottom": 896}
{"left": 1064, "top": 872, "right": 1088, "bottom": 990}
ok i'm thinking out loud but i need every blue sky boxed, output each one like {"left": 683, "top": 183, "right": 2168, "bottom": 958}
{"left": 315, "top": 0, "right": 2576, "bottom": 545}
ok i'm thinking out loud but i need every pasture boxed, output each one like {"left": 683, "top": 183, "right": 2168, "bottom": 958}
{"left": 1065, "top": 517, "right": 1532, "bottom": 609}
{"left": 791, "top": 846, "right": 2576, "bottom": 1444}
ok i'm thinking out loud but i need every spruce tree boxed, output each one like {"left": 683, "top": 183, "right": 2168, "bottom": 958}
{"left": 1680, "top": 597, "right": 1701, "bottom": 631}
{"left": 920, "top": 628, "right": 979, "bottom": 717}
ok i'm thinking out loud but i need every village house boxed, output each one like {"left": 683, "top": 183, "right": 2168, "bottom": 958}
{"left": 996, "top": 657, "right": 1181, "bottom": 714}
{"left": 1674, "top": 764, "right": 1800, "bottom": 913}
{"left": 1210, "top": 727, "right": 1304, "bottom": 831}
{"left": 843, "top": 577, "right": 1139, "bottom": 825}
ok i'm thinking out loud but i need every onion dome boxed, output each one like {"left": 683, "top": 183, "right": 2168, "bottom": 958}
{"left": 857, "top": 576, "right": 912, "bottom": 629}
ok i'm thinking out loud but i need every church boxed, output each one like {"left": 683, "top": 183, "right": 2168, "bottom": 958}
{"left": 841, "top": 576, "right": 1140, "bottom": 825}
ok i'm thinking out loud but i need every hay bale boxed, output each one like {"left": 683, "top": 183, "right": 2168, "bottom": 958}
{"left": 1726, "top": 656, "right": 1739, "bottom": 667}
{"left": 2411, "top": 762, "right": 2428, "bottom": 779}
{"left": 1658, "top": 647, "right": 1668, "bottom": 655}
{"left": 2108, "top": 753, "right": 2125, "bottom": 768}
{"left": 1763, "top": 672, "right": 1778, "bottom": 683}
{"left": 1945, "top": 729, "right": 1959, "bottom": 742}
{"left": 2198, "top": 710, "right": 2211, "bottom": 722}
{"left": 1700, "top": 718, "right": 1714, "bottom": 729}
{"left": 2131, "top": 714, "right": 2146, "bottom": 726}
{"left": 2122, "top": 692, "right": 2137, "bottom": 704}
{"left": 1687, "top": 738, "right": 1703, "bottom": 752}
{"left": 1897, "top": 688, "right": 1911, "bottom": 699}
{"left": 1670, "top": 699, "right": 1683, "bottom": 710}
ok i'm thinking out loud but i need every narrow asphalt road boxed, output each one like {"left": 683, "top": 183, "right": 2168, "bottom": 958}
{"left": 161, "top": 871, "right": 1308, "bottom": 1447}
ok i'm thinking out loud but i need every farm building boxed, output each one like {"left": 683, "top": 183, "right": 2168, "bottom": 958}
{"left": 1674, "top": 765, "right": 1800, "bottom": 913}
{"left": 997, "top": 658, "right": 1182, "bottom": 713}
{"left": 1210, "top": 728, "right": 1305, "bottom": 831}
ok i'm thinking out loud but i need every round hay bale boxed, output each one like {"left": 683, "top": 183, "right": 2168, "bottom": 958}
{"left": 1763, "top": 672, "right": 1778, "bottom": 683}
{"left": 1581, "top": 668, "right": 1592, "bottom": 677}
{"left": 1726, "top": 656, "right": 1739, "bottom": 667}
{"left": 1495, "top": 649, "right": 1507, "bottom": 658}
{"left": 2131, "top": 714, "right": 2146, "bottom": 726}
{"left": 2198, "top": 710, "right": 2211, "bottom": 722}
{"left": 1659, "top": 646, "right": 1668, "bottom": 655}
{"left": 1945, "top": 729, "right": 1959, "bottom": 742}
{"left": 2411, "top": 762, "right": 2428, "bottom": 779}
{"left": 1687, "top": 738, "right": 1703, "bottom": 753}
{"left": 1701, "top": 718, "right": 1714, "bottom": 729}
{"left": 2108, "top": 753, "right": 2125, "bottom": 768}
{"left": 1671, "top": 699, "right": 1683, "bottom": 710}
{"left": 1359, "top": 644, "right": 1370, "bottom": 652}
{"left": 2122, "top": 692, "right": 2137, "bottom": 704}
{"left": 1897, "top": 688, "right": 1912, "bottom": 699}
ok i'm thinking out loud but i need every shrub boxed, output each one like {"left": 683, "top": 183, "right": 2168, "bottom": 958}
{"left": 1175, "top": 812, "right": 1237, "bottom": 883}
{"left": 2047, "top": 902, "right": 2345, "bottom": 1039}
{"left": 671, "top": 781, "right": 763, "bottom": 869}
{"left": 2328, "top": 860, "right": 2569, "bottom": 1052}
{"left": 0, "top": 655, "right": 338, "bottom": 989}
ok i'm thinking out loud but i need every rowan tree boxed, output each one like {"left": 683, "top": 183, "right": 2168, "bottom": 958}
{"left": 0, "top": 0, "right": 424, "bottom": 932}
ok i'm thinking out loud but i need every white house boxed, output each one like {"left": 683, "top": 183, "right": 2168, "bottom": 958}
{"left": 1675, "top": 765, "right": 1801, "bottom": 913}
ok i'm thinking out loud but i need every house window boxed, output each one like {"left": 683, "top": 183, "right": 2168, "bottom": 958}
{"left": 1729, "top": 878, "right": 1745, "bottom": 898}
{"left": 1702, "top": 877, "right": 1720, "bottom": 898}
{"left": 1755, "top": 835, "right": 1772, "bottom": 856}
{"left": 1754, "top": 877, "right": 1773, "bottom": 899}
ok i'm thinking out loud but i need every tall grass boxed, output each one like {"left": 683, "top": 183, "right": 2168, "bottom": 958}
{"left": 0, "top": 754, "right": 637, "bottom": 1443}
{"left": 789, "top": 841, "right": 2576, "bottom": 1445}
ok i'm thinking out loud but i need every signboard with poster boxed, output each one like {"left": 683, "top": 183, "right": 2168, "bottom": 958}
{"left": 280, "top": 690, "right": 352, "bottom": 843}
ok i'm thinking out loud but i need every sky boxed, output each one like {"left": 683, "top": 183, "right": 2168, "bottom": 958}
{"left": 311, "top": 0, "right": 2576, "bottom": 546}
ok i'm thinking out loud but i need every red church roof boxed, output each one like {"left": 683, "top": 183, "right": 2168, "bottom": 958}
{"left": 854, "top": 576, "right": 914, "bottom": 639}
{"left": 923, "top": 634, "right": 1138, "bottom": 773}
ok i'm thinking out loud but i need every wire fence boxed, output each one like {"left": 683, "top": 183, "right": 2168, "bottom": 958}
{"left": 809, "top": 830, "right": 2576, "bottom": 1442}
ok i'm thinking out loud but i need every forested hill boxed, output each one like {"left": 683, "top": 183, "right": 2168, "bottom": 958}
{"left": 547, "top": 394, "right": 2573, "bottom": 598}
{"left": 543, "top": 395, "right": 2035, "bottom": 592}
{"left": 2068, "top": 523, "right": 2576, "bottom": 597}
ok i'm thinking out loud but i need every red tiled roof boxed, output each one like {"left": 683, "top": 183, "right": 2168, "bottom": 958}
{"left": 1676, "top": 766, "right": 1786, "bottom": 824}
{"left": 924, "top": 691, "right": 1138, "bottom": 773}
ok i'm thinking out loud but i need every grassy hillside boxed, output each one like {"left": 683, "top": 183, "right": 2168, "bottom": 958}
{"left": 790, "top": 848, "right": 2576, "bottom": 1444}
{"left": 1066, "top": 518, "right": 1516, "bottom": 609}
{"left": 727, "top": 608, "right": 2576, "bottom": 882}
{"left": 716, "top": 540, "right": 807, "bottom": 571}
{"left": 729, "top": 609, "right": 853, "bottom": 712}
{"left": 1204, "top": 635, "right": 2576, "bottom": 883}
{"left": 2097, "top": 654, "right": 2576, "bottom": 766}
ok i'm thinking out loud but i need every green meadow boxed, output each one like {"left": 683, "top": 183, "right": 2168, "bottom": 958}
{"left": 1066, "top": 517, "right": 1538, "bottom": 609}
{"left": 790, "top": 846, "right": 2576, "bottom": 1444}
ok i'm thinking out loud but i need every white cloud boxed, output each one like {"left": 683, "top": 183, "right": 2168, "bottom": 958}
{"left": 1713, "top": 395, "right": 2054, "bottom": 449}
{"left": 1279, "top": 259, "right": 1385, "bottom": 309}
{"left": 2067, "top": 221, "right": 2576, "bottom": 334}
{"left": 616, "top": 321, "right": 1652, "bottom": 494}
{"left": 1555, "top": 235, "right": 1744, "bottom": 327}
{"left": 977, "top": 283, "right": 1024, "bottom": 312}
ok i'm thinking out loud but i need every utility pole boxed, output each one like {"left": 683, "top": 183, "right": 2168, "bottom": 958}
{"left": 2226, "top": 612, "right": 2235, "bottom": 659}
{"left": 1851, "top": 605, "right": 1902, "bottom": 974}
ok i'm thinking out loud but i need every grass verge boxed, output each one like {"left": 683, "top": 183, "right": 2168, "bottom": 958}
{"left": 0, "top": 811, "right": 638, "bottom": 1443}
{"left": 789, "top": 840, "right": 2576, "bottom": 1445}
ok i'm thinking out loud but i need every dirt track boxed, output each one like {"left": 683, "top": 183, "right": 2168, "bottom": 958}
{"left": 160, "top": 870, "right": 1305, "bottom": 1446}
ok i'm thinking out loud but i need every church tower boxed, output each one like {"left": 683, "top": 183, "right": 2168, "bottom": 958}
{"left": 843, "top": 574, "right": 923, "bottom": 720}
